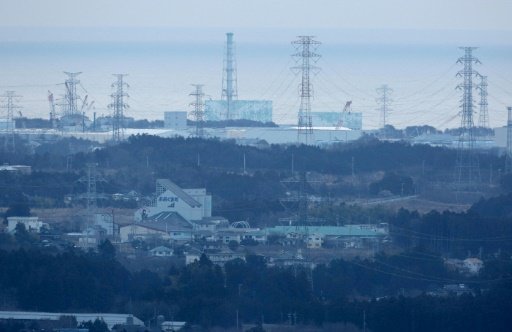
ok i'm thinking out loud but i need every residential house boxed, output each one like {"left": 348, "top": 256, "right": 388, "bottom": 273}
{"left": 149, "top": 246, "right": 174, "bottom": 257}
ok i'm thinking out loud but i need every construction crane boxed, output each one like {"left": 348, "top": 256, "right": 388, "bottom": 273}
{"left": 336, "top": 101, "right": 352, "bottom": 130}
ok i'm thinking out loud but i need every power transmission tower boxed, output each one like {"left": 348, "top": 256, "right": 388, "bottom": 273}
{"left": 292, "top": 36, "right": 321, "bottom": 145}
{"left": 1, "top": 91, "right": 22, "bottom": 153}
{"left": 455, "top": 47, "right": 481, "bottom": 189}
{"left": 86, "top": 163, "right": 97, "bottom": 212}
{"left": 109, "top": 74, "right": 129, "bottom": 142}
{"left": 376, "top": 84, "right": 393, "bottom": 132}
{"left": 297, "top": 171, "right": 309, "bottom": 234}
{"left": 477, "top": 75, "right": 489, "bottom": 130}
{"left": 506, "top": 106, "right": 512, "bottom": 174}
{"left": 190, "top": 84, "right": 205, "bottom": 137}
{"left": 63, "top": 72, "right": 82, "bottom": 116}
{"left": 222, "top": 32, "right": 238, "bottom": 120}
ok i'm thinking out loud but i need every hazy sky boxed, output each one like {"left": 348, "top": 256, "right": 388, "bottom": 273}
{"left": 0, "top": 0, "right": 511, "bottom": 44}
{"left": 1, "top": 0, "right": 511, "bottom": 128}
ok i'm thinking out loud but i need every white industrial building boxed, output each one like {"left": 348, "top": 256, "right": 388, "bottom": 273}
{"left": 311, "top": 112, "right": 363, "bottom": 130}
{"left": 0, "top": 311, "right": 143, "bottom": 329}
{"left": 135, "top": 179, "right": 212, "bottom": 222}
{"left": 164, "top": 111, "right": 188, "bottom": 130}
{"left": 7, "top": 216, "right": 46, "bottom": 233}
{"left": 93, "top": 213, "right": 117, "bottom": 236}
{"left": 205, "top": 100, "right": 273, "bottom": 123}
{"left": 0, "top": 119, "right": 15, "bottom": 130}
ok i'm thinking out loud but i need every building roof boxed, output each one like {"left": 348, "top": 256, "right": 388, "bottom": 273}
{"left": 268, "top": 225, "right": 387, "bottom": 237}
{"left": 121, "top": 222, "right": 190, "bottom": 233}
{"left": 157, "top": 179, "right": 201, "bottom": 208}
{"left": 150, "top": 246, "right": 173, "bottom": 253}
{"left": 0, "top": 311, "right": 143, "bottom": 329}
{"left": 146, "top": 211, "right": 192, "bottom": 227}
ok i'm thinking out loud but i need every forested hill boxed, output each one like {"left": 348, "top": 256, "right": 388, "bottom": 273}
{"left": 21, "top": 134, "right": 486, "bottom": 175}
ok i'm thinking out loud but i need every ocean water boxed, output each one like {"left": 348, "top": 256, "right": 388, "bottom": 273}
{"left": 0, "top": 40, "right": 510, "bottom": 129}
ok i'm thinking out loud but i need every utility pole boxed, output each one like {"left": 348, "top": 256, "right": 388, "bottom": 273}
{"left": 190, "top": 84, "right": 205, "bottom": 137}
{"left": 1, "top": 91, "right": 22, "bottom": 153}
{"left": 292, "top": 36, "right": 321, "bottom": 145}
{"left": 505, "top": 106, "right": 512, "bottom": 174}
{"left": 109, "top": 74, "right": 129, "bottom": 143}
{"left": 455, "top": 47, "right": 481, "bottom": 189}
{"left": 243, "top": 152, "right": 247, "bottom": 174}
{"left": 222, "top": 32, "right": 238, "bottom": 120}
{"left": 477, "top": 75, "right": 489, "bottom": 130}
{"left": 376, "top": 84, "right": 392, "bottom": 133}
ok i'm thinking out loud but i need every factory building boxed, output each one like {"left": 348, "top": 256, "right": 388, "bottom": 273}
{"left": 311, "top": 112, "right": 363, "bottom": 130}
{"left": 218, "top": 126, "right": 362, "bottom": 145}
{"left": 135, "top": 179, "right": 212, "bottom": 223}
{"left": 205, "top": 100, "right": 273, "bottom": 123}
{"left": 0, "top": 119, "right": 15, "bottom": 130}
{"left": 164, "top": 111, "right": 188, "bottom": 130}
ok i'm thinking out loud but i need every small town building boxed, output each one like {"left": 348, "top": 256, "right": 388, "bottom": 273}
{"left": 306, "top": 233, "right": 324, "bottom": 249}
{"left": 7, "top": 216, "right": 46, "bottom": 233}
{"left": 120, "top": 223, "right": 171, "bottom": 243}
{"left": 135, "top": 179, "right": 212, "bottom": 223}
{"left": 207, "top": 249, "right": 245, "bottom": 266}
{"left": 0, "top": 311, "right": 144, "bottom": 330}
{"left": 149, "top": 246, "right": 174, "bottom": 257}
{"left": 463, "top": 258, "right": 484, "bottom": 275}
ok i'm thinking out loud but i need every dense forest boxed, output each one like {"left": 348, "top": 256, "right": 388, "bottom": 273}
{"left": 0, "top": 239, "right": 510, "bottom": 331}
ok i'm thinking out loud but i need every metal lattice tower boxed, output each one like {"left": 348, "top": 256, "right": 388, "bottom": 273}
{"left": 1, "top": 91, "right": 22, "bottom": 153}
{"left": 477, "top": 75, "right": 489, "bottom": 129}
{"left": 190, "top": 84, "right": 205, "bottom": 137}
{"left": 86, "top": 163, "right": 98, "bottom": 221}
{"left": 109, "top": 74, "right": 129, "bottom": 142}
{"left": 376, "top": 85, "right": 393, "bottom": 130}
{"left": 63, "top": 72, "right": 82, "bottom": 116}
{"left": 455, "top": 47, "right": 481, "bottom": 188}
{"left": 297, "top": 171, "right": 309, "bottom": 233}
{"left": 506, "top": 107, "right": 512, "bottom": 174}
{"left": 292, "top": 36, "right": 321, "bottom": 145}
{"left": 222, "top": 32, "right": 238, "bottom": 120}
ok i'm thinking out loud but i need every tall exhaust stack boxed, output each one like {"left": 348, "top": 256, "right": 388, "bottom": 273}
{"left": 222, "top": 32, "right": 238, "bottom": 120}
